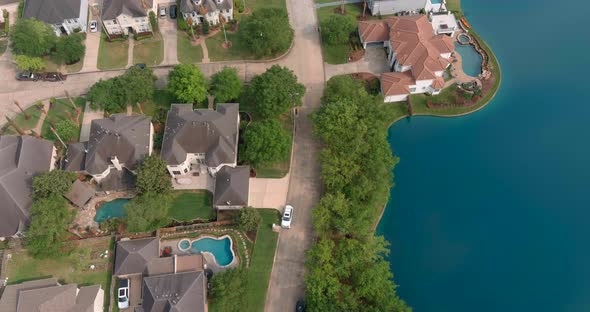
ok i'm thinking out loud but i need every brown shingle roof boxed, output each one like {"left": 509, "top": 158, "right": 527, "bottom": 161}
{"left": 176, "top": 254, "right": 205, "bottom": 273}
{"left": 381, "top": 72, "right": 415, "bottom": 96}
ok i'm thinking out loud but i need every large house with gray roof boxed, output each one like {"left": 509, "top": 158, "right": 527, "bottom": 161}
{"left": 64, "top": 114, "right": 153, "bottom": 189}
{"left": 161, "top": 103, "right": 239, "bottom": 178}
{"left": 139, "top": 271, "right": 206, "bottom": 312}
{"left": 101, "top": 0, "right": 154, "bottom": 36}
{"left": 0, "top": 278, "right": 104, "bottom": 312}
{"left": 22, "top": 0, "right": 88, "bottom": 36}
{"left": 0, "top": 135, "right": 57, "bottom": 239}
{"left": 214, "top": 165, "right": 249, "bottom": 209}
{"left": 180, "top": 0, "right": 233, "bottom": 26}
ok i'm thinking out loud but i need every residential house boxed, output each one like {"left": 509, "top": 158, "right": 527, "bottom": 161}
{"left": 64, "top": 179, "right": 95, "bottom": 208}
{"left": 366, "top": 0, "right": 448, "bottom": 16}
{"left": 64, "top": 114, "right": 153, "bottom": 191}
{"left": 161, "top": 103, "right": 239, "bottom": 178}
{"left": 213, "top": 165, "right": 249, "bottom": 209}
{"left": 0, "top": 278, "right": 104, "bottom": 312}
{"left": 358, "top": 15, "right": 455, "bottom": 102}
{"left": 180, "top": 0, "right": 233, "bottom": 26}
{"left": 139, "top": 271, "right": 206, "bottom": 312}
{"left": 22, "top": 0, "right": 88, "bottom": 36}
{"left": 114, "top": 237, "right": 160, "bottom": 277}
{"left": 429, "top": 11, "right": 458, "bottom": 37}
{"left": 101, "top": 0, "right": 153, "bottom": 36}
{"left": 0, "top": 135, "right": 57, "bottom": 240}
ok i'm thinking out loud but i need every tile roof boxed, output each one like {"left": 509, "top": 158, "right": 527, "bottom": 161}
{"left": 0, "top": 135, "right": 54, "bottom": 237}
{"left": 114, "top": 237, "right": 159, "bottom": 276}
{"left": 381, "top": 72, "right": 414, "bottom": 96}
{"left": 358, "top": 20, "right": 390, "bottom": 43}
{"left": 214, "top": 165, "right": 249, "bottom": 207}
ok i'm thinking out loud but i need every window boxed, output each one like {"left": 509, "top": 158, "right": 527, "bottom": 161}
{"left": 172, "top": 171, "right": 181, "bottom": 175}
{"left": 184, "top": 168, "right": 189, "bottom": 173}
{"left": 409, "top": 87, "right": 416, "bottom": 92}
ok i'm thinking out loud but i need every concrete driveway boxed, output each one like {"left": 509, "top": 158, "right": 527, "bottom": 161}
{"left": 324, "top": 46, "right": 391, "bottom": 79}
{"left": 82, "top": 31, "right": 101, "bottom": 72}
{"left": 158, "top": 5, "right": 178, "bottom": 65}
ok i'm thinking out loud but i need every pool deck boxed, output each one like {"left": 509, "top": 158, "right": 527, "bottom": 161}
{"left": 72, "top": 190, "right": 135, "bottom": 230}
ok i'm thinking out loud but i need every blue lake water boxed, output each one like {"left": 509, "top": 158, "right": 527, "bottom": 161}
{"left": 454, "top": 42, "right": 482, "bottom": 77}
{"left": 190, "top": 237, "right": 233, "bottom": 266}
{"left": 377, "top": 0, "right": 590, "bottom": 311}
{"left": 94, "top": 198, "right": 129, "bottom": 223}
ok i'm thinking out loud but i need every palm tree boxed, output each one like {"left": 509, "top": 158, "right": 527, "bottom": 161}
{"left": 186, "top": 17, "right": 197, "bottom": 41}
{"left": 13, "top": 101, "right": 30, "bottom": 120}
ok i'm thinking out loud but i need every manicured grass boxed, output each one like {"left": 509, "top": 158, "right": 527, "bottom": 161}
{"left": 97, "top": 34, "right": 129, "bottom": 70}
{"left": 1, "top": 105, "right": 43, "bottom": 135}
{"left": 43, "top": 54, "right": 84, "bottom": 74}
{"left": 169, "top": 190, "right": 215, "bottom": 221}
{"left": 322, "top": 42, "right": 350, "bottom": 64}
{"left": 205, "top": 30, "right": 257, "bottom": 62}
{"left": 41, "top": 97, "right": 86, "bottom": 142}
{"left": 6, "top": 238, "right": 113, "bottom": 289}
{"left": 243, "top": 209, "right": 280, "bottom": 311}
{"left": 446, "top": 0, "right": 462, "bottom": 15}
{"left": 133, "top": 33, "right": 164, "bottom": 66}
{"left": 177, "top": 32, "right": 203, "bottom": 64}
{"left": 135, "top": 89, "right": 175, "bottom": 118}
{"left": 246, "top": 0, "right": 286, "bottom": 10}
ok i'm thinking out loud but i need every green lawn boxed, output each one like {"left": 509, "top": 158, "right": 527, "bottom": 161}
{"left": 41, "top": 97, "right": 86, "bottom": 142}
{"left": 205, "top": 30, "right": 258, "bottom": 62}
{"left": 43, "top": 54, "right": 84, "bottom": 74}
{"left": 243, "top": 209, "right": 280, "bottom": 311}
{"left": 1, "top": 105, "right": 43, "bottom": 135}
{"left": 177, "top": 32, "right": 204, "bottom": 64}
{"left": 135, "top": 89, "right": 175, "bottom": 118}
{"left": 97, "top": 34, "right": 129, "bottom": 70}
{"left": 246, "top": 0, "right": 286, "bottom": 10}
{"left": 169, "top": 190, "right": 215, "bottom": 221}
{"left": 446, "top": 0, "right": 462, "bottom": 15}
{"left": 6, "top": 237, "right": 113, "bottom": 309}
{"left": 133, "top": 33, "right": 164, "bottom": 66}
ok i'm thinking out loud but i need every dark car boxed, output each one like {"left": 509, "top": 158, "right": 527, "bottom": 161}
{"left": 41, "top": 72, "right": 67, "bottom": 82}
{"left": 296, "top": 299, "right": 305, "bottom": 312}
{"left": 15, "top": 71, "right": 39, "bottom": 81}
{"left": 169, "top": 5, "right": 177, "bottom": 19}
{"left": 135, "top": 63, "right": 146, "bottom": 69}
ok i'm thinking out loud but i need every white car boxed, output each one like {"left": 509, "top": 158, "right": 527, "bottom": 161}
{"left": 160, "top": 7, "right": 167, "bottom": 17}
{"left": 281, "top": 205, "right": 294, "bottom": 229}
{"left": 117, "top": 278, "right": 130, "bottom": 309}
{"left": 89, "top": 20, "right": 97, "bottom": 32}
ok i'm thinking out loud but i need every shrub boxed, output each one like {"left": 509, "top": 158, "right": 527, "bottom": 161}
{"left": 202, "top": 19, "right": 209, "bottom": 35}
{"left": 235, "top": 208, "right": 262, "bottom": 232}
{"left": 149, "top": 11, "right": 158, "bottom": 31}
{"left": 17, "top": 0, "right": 23, "bottom": 18}
{"left": 241, "top": 8, "right": 293, "bottom": 58}
{"left": 235, "top": 1, "right": 244, "bottom": 13}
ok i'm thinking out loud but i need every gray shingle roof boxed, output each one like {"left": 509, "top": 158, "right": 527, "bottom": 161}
{"left": 114, "top": 237, "right": 159, "bottom": 276}
{"left": 22, "top": 0, "right": 81, "bottom": 24}
{"left": 65, "top": 114, "right": 152, "bottom": 175}
{"left": 102, "top": 0, "right": 153, "bottom": 20}
{"left": 65, "top": 180, "right": 95, "bottom": 208}
{"left": 161, "top": 104, "right": 239, "bottom": 167}
{"left": 214, "top": 165, "right": 249, "bottom": 207}
{"left": 10, "top": 283, "right": 101, "bottom": 312}
{"left": 141, "top": 272, "right": 206, "bottom": 312}
{"left": 0, "top": 278, "right": 58, "bottom": 312}
{"left": 180, "top": 0, "right": 232, "bottom": 13}
{"left": 0, "top": 135, "right": 54, "bottom": 237}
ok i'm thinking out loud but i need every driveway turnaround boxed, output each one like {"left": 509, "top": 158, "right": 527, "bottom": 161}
{"left": 324, "top": 46, "right": 391, "bottom": 79}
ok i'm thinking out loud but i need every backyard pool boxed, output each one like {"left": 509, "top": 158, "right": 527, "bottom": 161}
{"left": 187, "top": 236, "right": 234, "bottom": 266}
{"left": 94, "top": 198, "right": 130, "bottom": 223}
{"left": 454, "top": 42, "right": 483, "bottom": 77}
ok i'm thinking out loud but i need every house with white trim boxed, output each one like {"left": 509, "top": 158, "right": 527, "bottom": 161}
{"left": 101, "top": 0, "right": 154, "bottom": 36}
{"left": 366, "top": 0, "right": 446, "bottom": 16}
{"left": 180, "top": 0, "right": 233, "bottom": 26}
{"left": 22, "top": 0, "right": 88, "bottom": 36}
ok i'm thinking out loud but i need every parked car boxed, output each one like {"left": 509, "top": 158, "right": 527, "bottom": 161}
{"left": 169, "top": 5, "right": 177, "bottom": 19}
{"left": 89, "top": 20, "right": 97, "bottom": 32}
{"left": 40, "top": 72, "right": 67, "bottom": 81}
{"left": 15, "top": 71, "right": 39, "bottom": 81}
{"left": 117, "top": 279, "right": 130, "bottom": 309}
{"left": 281, "top": 205, "right": 294, "bottom": 229}
{"left": 135, "top": 63, "right": 146, "bottom": 69}
{"left": 296, "top": 299, "right": 306, "bottom": 312}
{"left": 160, "top": 7, "right": 166, "bottom": 17}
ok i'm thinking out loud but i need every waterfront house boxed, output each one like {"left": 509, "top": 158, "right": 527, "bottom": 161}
{"left": 358, "top": 15, "right": 455, "bottom": 102}
{"left": 22, "top": 0, "right": 89, "bottom": 36}
{"left": 0, "top": 135, "right": 57, "bottom": 240}
{"left": 64, "top": 114, "right": 153, "bottom": 191}
{"left": 180, "top": 0, "right": 233, "bottom": 26}
{"left": 366, "top": 0, "right": 446, "bottom": 16}
{"left": 101, "top": 0, "right": 153, "bottom": 37}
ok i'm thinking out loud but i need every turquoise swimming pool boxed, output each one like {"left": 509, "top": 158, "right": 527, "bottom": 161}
{"left": 454, "top": 42, "right": 482, "bottom": 77}
{"left": 190, "top": 237, "right": 234, "bottom": 266}
{"left": 94, "top": 198, "right": 130, "bottom": 223}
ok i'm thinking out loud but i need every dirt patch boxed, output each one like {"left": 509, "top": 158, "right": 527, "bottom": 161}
{"left": 222, "top": 41, "right": 232, "bottom": 49}
{"left": 349, "top": 49, "right": 365, "bottom": 62}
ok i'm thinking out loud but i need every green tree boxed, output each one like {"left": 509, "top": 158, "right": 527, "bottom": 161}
{"left": 32, "top": 170, "right": 77, "bottom": 200}
{"left": 209, "top": 67, "right": 243, "bottom": 103}
{"left": 26, "top": 196, "right": 74, "bottom": 258}
{"left": 87, "top": 67, "right": 155, "bottom": 113}
{"left": 241, "top": 8, "right": 293, "bottom": 58}
{"left": 149, "top": 11, "right": 158, "bottom": 31}
{"left": 235, "top": 208, "right": 262, "bottom": 232}
{"left": 87, "top": 78, "right": 126, "bottom": 113}
{"left": 14, "top": 55, "right": 45, "bottom": 72}
{"left": 202, "top": 19, "right": 210, "bottom": 35}
{"left": 120, "top": 66, "right": 156, "bottom": 105}
{"left": 54, "top": 33, "right": 85, "bottom": 64}
{"left": 312, "top": 192, "right": 371, "bottom": 239}
{"left": 125, "top": 193, "right": 171, "bottom": 232}
{"left": 53, "top": 119, "right": 79, "bottom": 143}
{"left": 135, "top": 155, "right": 172, "bottom": 194}
{"left": 210, "top": 268, "right": 246, "bottom": 312}
{"left": 10, "top": 18, "right": 57, "bottom": 57}
{"left": 320, "top": 14, "right": 356, "bottom": 45}
{"left": 167, "top": 64, "right": 208, "bottom": 103}
{"left": 244, "top": 65, "right": 305, "bottom": 119}
{"left": 240, "top": 119, "right": 291, "bottom": 167}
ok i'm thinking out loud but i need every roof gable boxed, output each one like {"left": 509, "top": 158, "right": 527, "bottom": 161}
{"left": 214, "top": 166, "right": 249, "bottom": 207}
{"left": 23, "top": 0, "right": 81, "bottom": 24}
{"left": 114, "top": 237, "right": 159, "bottom": 276}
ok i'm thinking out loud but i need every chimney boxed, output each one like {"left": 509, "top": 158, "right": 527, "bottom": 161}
{"left": 207, "top": 95, "right": 215, "bottom": 110}
{"left": 111, "top": 156, "right": 123, "bottom": 171}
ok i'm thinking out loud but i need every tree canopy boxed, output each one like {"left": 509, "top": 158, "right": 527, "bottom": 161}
{"left": 125, "top": 193, "right": 171, "bottom": 232}
{"left": 87, "top": 67, "right": 156, "bottom": 113}
{"left": 240, "top": 119, "right": 291, "bottom": 167}
{"left": 167, "top": 64, "right": 208, "bottom": 103}
{"left": 320, "top": 14, "right": 356, "bottom": 45}
{"left": 14, "top": 55, "right": 45, "bottom": 72}
{"left": 26, "top": 196, "right": 74, "bottom": 258}
{"left": 136, "top": 155, "right": 172, "bottom": 194}
{"left": 240, "top": 8, "right": 293, "bottom": 58}
{"left": 53, "top": 119, "right": 79, "bottom": 143}
{"left": 54, "top": 33, "right": 85, "bottom": 64}
{"left": 210, "top": 268, "right": 247, "bottom": 312}
{"left": 244, "top": 65, "right": 305, "bottom": 119}
{"left": 10, "top": 18, "right": 57, "bottom": 57}
{"left": 235, "top": 208, "right": 262, "bottom": 232}
{"left": 32, "top": 170, "right": 77, "bottom": 200}
{"left": 209, "top": 67, "right": 243, "bottom": 103}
